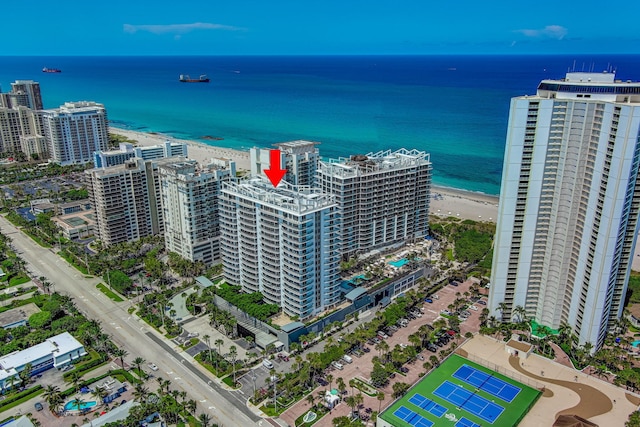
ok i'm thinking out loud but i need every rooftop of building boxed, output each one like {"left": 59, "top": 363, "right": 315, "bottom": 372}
{"left": 43, "top": 101, "right": 105, "bottom": 115}
{"left": 54, "top": 210, "right": 96, "bottom": 229}
{"left": 0, "top": 332, "right": 84, "bottom": 370}
{"left": 222, "top": 177, "right": 337, "bottom": 214}
{"left": 319, "top": 148, "right": 431, "bottom": 176}
{"left": 274, "top": 140, "right": 320, "bottom": 153}
{"left": 534, "top": 72, "right": 640, "bottom": 101}
{"left": 0, "top": 303, "right": 40, "bottom": 328}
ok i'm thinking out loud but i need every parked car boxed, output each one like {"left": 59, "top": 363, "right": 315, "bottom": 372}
{"left": 478, "top": 300, "right": 487, "bottom": 305}
{"left": 447, "top": 330, "right": 456, "bottom": 336}
{"left": 187, "top": 332, "right": 199, "bottom": 338}
{"left": 450, "top": 281, "right": 459, "bottom": 287}
{"left": 427, "top": 344, "right": 437, "bottom": 352}
{"left": 425, "top": 298, "right": 433, "bottom": 303}
{"left": 332, "top": 361, "right": 344, "bottom": 370}
{"left": 417, "top": 354, "right": 425, "bottom": 361}
{"left": 34, "top": 402, "right": 44, "bottom": 411}
{"left": 400, "top": 367, "right": 409, "bottom": 373}
{"left": 362, "top": 346, "right": 370, "bottom": 353}
{"left": 277, "top": 353, "right": 290, "bottom": 362}
{"left": 469, "top": 305, "right": 478, "bottom": 311}
{"left": 343, "top": 355, "right": 353, "bottom": 364}
{"left": 148, "top": 363, "right": 159, "bottom": 371}
{"left": 318, "top": 378, "right": 329, "bottom": 386}
{"left": 377, "top": 331, "right": 389, "bottom": 339}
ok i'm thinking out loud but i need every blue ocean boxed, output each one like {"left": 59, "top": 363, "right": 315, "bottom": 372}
{"left": 1, "top": 55, "right": 640, "bottom": 194}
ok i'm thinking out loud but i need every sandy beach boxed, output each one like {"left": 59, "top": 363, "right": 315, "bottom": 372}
{"left": 110, "top": 127, "right": 251, "bottom": 170}
{"left": 109, "top": 127, "right": 499, "bottom": 223}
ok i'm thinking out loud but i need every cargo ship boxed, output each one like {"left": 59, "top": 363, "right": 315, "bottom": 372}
{"left": 42, "top": 67, "right": 62, "bottom": 73}
{"left": 179, "top": 74, "right": 209, "bottom": 83}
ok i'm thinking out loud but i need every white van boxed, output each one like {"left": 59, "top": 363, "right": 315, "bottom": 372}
{"left": 263, "top": 359, "right": 274, "bottom": 369}
{"left": 332, "top": 361, "right": 344, "bottom": 370}
{"left": 342, "top": 355, "right": 353, "bottom": 364}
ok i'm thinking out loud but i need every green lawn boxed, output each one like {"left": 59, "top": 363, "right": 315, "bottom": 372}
{"left": 379, "top": 354, "right": 541, "bottom": 427}
{"left": 96, "top": 283, "right": 125, "bottom": 302}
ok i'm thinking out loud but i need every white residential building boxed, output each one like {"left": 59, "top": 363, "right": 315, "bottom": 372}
{"left": 93, "top": 141, "right": 189, "bottom": 168}
{"left": 0, "top": 107, "right": 44, "bottom": 156}
{"left": 317, "top": 148, "right": 432, "bottom": 259}
{"left": 86, "top": 157, "right": 175, "bottom": 246}
{"left": 0, "top": 80, "right": 43, "bottom": 110}
{"left": 159, "top": 158, "right": 235, "bottom": 266}
{"left": 489, "top": 72, "right": 640, "bottom": 349}
{"left": 0, "top": 332, "right": 86, "bottom": 390}
{"left": 41, "top": 101, "right": 109, "bottom": 165}
{"left": 250, "top": 140, "right": 320, "bottom": 186}
{"left": 219, "top": 178, "right": 341, "bottom": 320}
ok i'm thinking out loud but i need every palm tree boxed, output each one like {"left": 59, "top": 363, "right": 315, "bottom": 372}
{"left": 326, "top": 373, "right": 334, "bottom": 391}
{"left": 513, "top": 305, "right": 527, "bottom": 324}
{"left": 349, "top": 378, "right": 356, "bottom": 396}
{"left": 354, "top": 393, "right": 364, "bottom": 417}
{"left": 113, "top": 348, "right": 128, "bottom": 370}
{"left": 198, "top": 413, "right": 212, "bottom": 427}
{"left": 336, "top": 377, "right": 346, "bottom": 396}
{"left": 214, "top": 339, "right": 224, "bottom": 373}
{"left": 306, "top": 394, "right": 315, "bottom": 407}
{"left": 377, "top": 391, "right": 385, "bottom": 413}
{"left": 133, "top": 356, "right": 146, "bottom": 376}
{"left": 203, "top": 334, "right": 211, "bottom": 362}
{"left": 496, "top": 302, "right": 508, "bottom": 321}
{"left": 185, "top": 399, "right": 197, "bottom": 415}
{"left": 133, "top": 384, "right": 149, "bottom": 402}
{"left": 229, "top": 345, "right": 238, "bottom": 385}
{"left": 345, "top": 395, "right": 357, "bottom": 418}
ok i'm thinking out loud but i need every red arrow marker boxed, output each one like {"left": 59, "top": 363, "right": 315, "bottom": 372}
{"left": 264, "top": 149, "right": 287, "bottom": 187}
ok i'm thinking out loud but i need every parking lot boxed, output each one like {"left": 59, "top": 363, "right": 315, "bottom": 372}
{"left": 280, "top": 278, "right": 484, "bottom": 427}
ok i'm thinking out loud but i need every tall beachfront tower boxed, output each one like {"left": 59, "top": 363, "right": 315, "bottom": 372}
{"left": 86, "top": 157, "right": 180, "bottom": 246}
{"left": 9, "top": 80, "right": 43, "bottom": 110}
{"left": 489, "top": 72, "right": 640, "bottom": 349}
{"left": 219, "top": 178, "right": 341, "bottom": 320}
{"left": 41, "top": 101, "right": 109, "bottom": 165}
{"left": 317, "top": 148, "right": 432, "bottom": 259}
{"left": 159, "top": 158, "right": 235, "bottom": 266}
{"left": 250, "top": 140, "right": 320, "bottom": 186}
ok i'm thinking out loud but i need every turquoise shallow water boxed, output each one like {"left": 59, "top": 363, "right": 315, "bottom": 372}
{"left": 1, "top": 55, "right": 640, "bottom": 194}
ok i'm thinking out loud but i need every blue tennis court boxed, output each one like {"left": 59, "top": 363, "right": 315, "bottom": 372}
{"left": 408, "top": 393, "right": 447, "bottom": 417}
{"left": 434, "top": 381, "right": 504, "bottom": 424}
{"left": 453, "top": 364, "right": 521, "bottom": 403}
{"left": 393, "top": 406, "right": 434, "bottom": 427}
{"left": 455, "top": 418, "right": 482, "bottom": 427}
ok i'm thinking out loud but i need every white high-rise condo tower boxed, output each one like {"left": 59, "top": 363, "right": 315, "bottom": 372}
{"left": 317, "top": 148, "right": 431, "bottom": 259}
{"left": 219, "top": 178, "right": 341, "bottom": 320}
{"left": 489, "top": 71, "right": 640, "bottom": 349}
{"left": 41, "top": 101, "right": 108, "bottom": 165}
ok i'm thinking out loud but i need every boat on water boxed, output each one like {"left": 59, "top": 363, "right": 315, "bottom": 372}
{"left": 179, "top": 74, "right": 209, "bottom": 83}
{"left": 42, "top": 67, "right": 62, "bottom": 73}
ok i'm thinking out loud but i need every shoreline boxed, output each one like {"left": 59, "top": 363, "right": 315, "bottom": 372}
{"left": 109, "top": 126, "right": 499, "bottom": 223}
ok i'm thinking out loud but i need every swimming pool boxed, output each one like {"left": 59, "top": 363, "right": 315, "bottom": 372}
{"left": 389, "top": 258, "right": 409, "bottom": 268}
{"left": 64, "top": 400, "right": 97, "bottom": 411}
{"left": 632, "top": 340, "right": 640, "bottom": 348}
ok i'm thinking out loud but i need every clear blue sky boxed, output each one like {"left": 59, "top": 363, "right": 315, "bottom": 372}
{"left": 5, "top": 1, "right": 639, "bottom": 55}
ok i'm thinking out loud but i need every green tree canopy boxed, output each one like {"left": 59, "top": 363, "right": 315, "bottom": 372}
{"left": 28, "top": 311, "right": 52, "bottom": 329}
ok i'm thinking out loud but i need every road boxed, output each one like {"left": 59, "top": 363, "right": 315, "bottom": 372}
{"left": 0, "top": 215, "right": 263, "bottom": 427}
